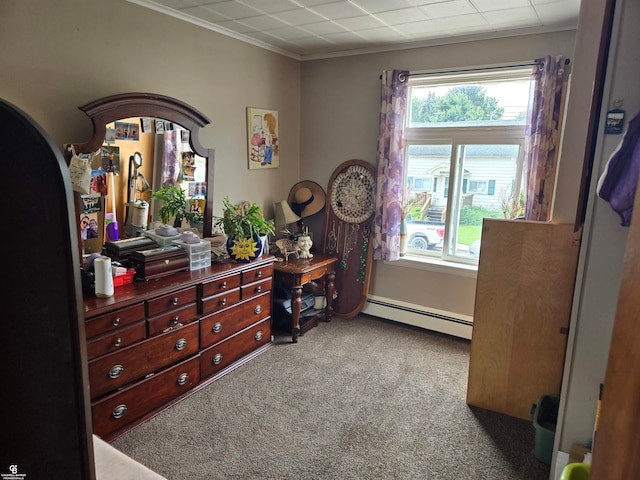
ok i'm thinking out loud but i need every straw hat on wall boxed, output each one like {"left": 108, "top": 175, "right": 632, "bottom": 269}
{"left": 287, "top": 180, "right": 326, "bottom": 218}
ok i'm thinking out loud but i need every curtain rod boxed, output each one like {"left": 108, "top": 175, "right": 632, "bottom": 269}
{"left": 380, "top": 58, "right": 571, "bottom": 80}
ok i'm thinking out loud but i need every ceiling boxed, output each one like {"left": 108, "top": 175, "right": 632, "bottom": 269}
{"left": 129, "top": 0, "right": 581, "bottom": 60}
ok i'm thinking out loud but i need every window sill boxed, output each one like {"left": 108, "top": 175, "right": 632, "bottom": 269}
{"left": 383, "top": 255, "right": 478, "bottom": 279}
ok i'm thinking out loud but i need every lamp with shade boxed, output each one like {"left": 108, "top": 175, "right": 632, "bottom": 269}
{"left": 274, "top": 200, "right": 301, "bottom": 237}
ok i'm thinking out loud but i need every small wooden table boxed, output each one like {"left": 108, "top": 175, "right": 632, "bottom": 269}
{"left": 273, "top": 253, "right": 337, "bottom": 343}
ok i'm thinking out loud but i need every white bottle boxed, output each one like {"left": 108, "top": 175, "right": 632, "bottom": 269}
{"left": 94, "top": 256, "right": 114, "bottom": 298}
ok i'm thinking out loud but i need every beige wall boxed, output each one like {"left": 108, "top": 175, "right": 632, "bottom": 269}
{"left": 0, "top": 0, "right": 301, "bottom": 221}
{"left": 300, "top": 31, "right": 577, "bottom": 317}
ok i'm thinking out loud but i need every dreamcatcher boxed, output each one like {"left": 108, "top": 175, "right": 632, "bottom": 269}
{"left": 327, "top": 164, "right": 375, "bottom": 271}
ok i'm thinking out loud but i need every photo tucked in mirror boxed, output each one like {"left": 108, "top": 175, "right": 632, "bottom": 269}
{"left": 91, "top": 117, "right": 207, "bottom": 240}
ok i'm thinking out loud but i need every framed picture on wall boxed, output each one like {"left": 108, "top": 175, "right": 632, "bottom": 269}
{"left": 247, "top": 107, "right": 279, "bottom": 169}
{"left": 155, "top": 119, "right": 165, "bottom": 134}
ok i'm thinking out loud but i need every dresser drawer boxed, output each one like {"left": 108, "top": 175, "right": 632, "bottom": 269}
{"left": 200, "top": 292, "right": 271, "bottom": 349}
{"left": 147, "top": 303, "right": 199, "bottom": 337}
{"left": 201, "top": 288, "right": 241, "bottom": 315}
{"left": 200, "top": 318, "right": 271, "bottom": 379}
{"left": 242, "top": 264, "right": 273, "bottom": 285}
{"left": 241, "top": 277, "right": 272, "bottom": 300}
{"left": 146, "top": 286, "right": 197, "bottom": 317}
{"left": 88, "top": 322, "right": 199, "bottom": 399}
{"left": 86, "top": 321, "right": 146, "bottom": 360}
{"left": 92, "top": 355, "right": 200, "bottom": 439}
{"left": 201, "top": 273, "right": 241, "bottom": 298}
{"left": 85, "top": 303, "right": 145, "bottom": 339}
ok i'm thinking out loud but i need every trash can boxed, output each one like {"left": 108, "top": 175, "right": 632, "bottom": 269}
{"left": 530, "top": 394, "right": 560, "bottom": 465}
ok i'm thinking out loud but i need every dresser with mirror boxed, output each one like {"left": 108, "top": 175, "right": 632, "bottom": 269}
{"left": 70, "top": 93, "right": 274, "bottom": 440}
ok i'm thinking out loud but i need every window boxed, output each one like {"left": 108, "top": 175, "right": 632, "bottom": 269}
{"left": 403, "top": 68, "right": 531, "bottom": 265}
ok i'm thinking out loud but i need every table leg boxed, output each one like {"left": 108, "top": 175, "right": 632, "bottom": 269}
{"left": 324, "top": 271, "right": 335, "bottom": 322}
{"left": 291, "top": 285, "right": 302, "bottom": 343}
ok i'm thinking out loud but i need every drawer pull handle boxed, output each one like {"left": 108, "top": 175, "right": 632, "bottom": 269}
{"left": 221, "top": 298, "right": 227, "bottom": 306}
{"left": 171, "top": 316, "right": 180, "bottom": 325}
{"left": 171, "top": 297, "right": 179, "bottom": 306}
{"left": 255, "top": 331, "right": 263, "bottom": 341}
{"left": 213, "top": 353, "right": 223, "bottom": 365}
{"left": 114, "top": 338, "right": 122, "bottom": 347}
{"left": 177, "top": 373, "right": 189, "bottom": 386}
{"left": 213, "top": 322, "right": 223, "bottom": 333}
{"left": 108, "top": 365, "right": 124, "bottom": 379}
{"left": 112, "top": 404, "right": 127, "bottom": 419}
{"left": 257, "top": 271, "right": 262, "bottom": 278}
{"left": 175, "top": 338, "right": 187, "bottom": 351}
{"left": 254, "top": 305, "right": 262, "bottom": 315}
{"left": 256, "top": 286, "right": 262, "bottom": 293}
{"left": 221, "top": 281, "right": 227, "bottom": 288}
{"left": 112, "top": 317, "right": 121, "bottom": 327}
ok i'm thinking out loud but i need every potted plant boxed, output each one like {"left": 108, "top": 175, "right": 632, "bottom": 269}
{"left": 213, "top": 197, "right": 275, "bottom": 262}
{"left": 151, "top": 184, "right": 189, "bottom": 227}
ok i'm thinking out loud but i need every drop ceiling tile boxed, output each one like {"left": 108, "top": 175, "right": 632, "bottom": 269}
{"left": 234, "top": 0, "right": 300, "bottom": 13}
{"left": 322, "top": 30, "right": 371, "bottom": 43}
{"left": 374, "top": 7, "right": 429, "bottom": 25}
{"left": 482, "top": 7, "right": 540, "bottom": 26}
{"left": 334, "top": 14, "right": 387, "bottom": 30}
{"left": 272, "top": 8, "right": 327, "bottom": 25}
{"left": 215, "top": 19, "right": 259, "bottom": 33}
{"left": 235, "top": 15, "right": 289, "bottom": 30}
{"left": 531, "top": 0, "right": 573, "bottom": 4}
{"left": 295, "top": 0, "right": 349, "bottom": 6}
{"left": 356, "top": 26, "right": 408, "bottom": 42}
{"left": 420, "top": 0, "right": 478, "bottom": 18}
{"left": 413, "top": 12, "right": 486, "bottom": 32}
{"left": 201, "top": 0, "right": 263, "bottom": 19}
{"left": 471, "top": 0, "right": 531, "bottom": 12}
{"left": 263, "top": 25, "right": 314, "bottom": 40}
{"left": 301, "top": 20, "right": 350, "bottom": 35}
{"left": 400, "top": 18, "right": 451, "bottom": 36}
{"left": 309, "top": 1, "right": 368, "bottom": 20}
{"left": 350, "top": 0, "right": 416, "bottom": 13}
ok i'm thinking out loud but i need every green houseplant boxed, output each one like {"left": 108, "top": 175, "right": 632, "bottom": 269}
{"left": 213, "top": 197, "right": 275, "bottom": 262}
{"left": 151, "top": 184, "right": 188, "bottom": 226}
{"left": 214, "top": 196, "right": 275, "bottom": 238}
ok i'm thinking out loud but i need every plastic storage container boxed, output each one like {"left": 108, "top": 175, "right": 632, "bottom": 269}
{"left": 530, "top": 394, "right": 560, "bottom": 465}
{"left": 144, "top": 230, "right": 181, "bottom": 247}
{"left": 173, "top": 239, "right": 211, "bottom": 270}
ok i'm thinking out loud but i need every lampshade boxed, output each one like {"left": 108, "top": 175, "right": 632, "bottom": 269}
{"left": 274, "top": 200, "right": 301, "bottom": 229}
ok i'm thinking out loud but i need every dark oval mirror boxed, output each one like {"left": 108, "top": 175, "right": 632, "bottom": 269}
{"left": 68, "top": 93, "right": 215, "bottom": 243}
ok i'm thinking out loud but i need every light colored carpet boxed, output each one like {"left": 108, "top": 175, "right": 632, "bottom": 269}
{"left": 113, "top": 315, "right": 550, "bottom": 479}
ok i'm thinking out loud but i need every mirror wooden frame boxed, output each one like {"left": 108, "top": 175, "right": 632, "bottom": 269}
{"left": 69, "top": 92, "right": 215, "bottom": 237}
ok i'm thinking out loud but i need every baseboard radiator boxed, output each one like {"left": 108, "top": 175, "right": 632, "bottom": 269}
{"left": 361, "top": 295, "right": 473, "bottom": 340}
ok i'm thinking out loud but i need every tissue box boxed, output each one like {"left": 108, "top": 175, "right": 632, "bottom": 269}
{"left": 172, "top": 239, "right": 211, "bottom": 271}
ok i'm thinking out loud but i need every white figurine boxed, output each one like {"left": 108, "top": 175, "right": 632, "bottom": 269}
{"left": 297, "top": 234, "right": 313, "bottom": 259}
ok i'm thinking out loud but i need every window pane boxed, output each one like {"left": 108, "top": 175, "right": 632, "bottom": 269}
{"left": 405, "top": 144, "right": 452, "bottom": 256}
{"left": 409, "top": 79, "right": 531, "bottom": 128}
{"left": 445, "top": 144, "right": 522, "bottom": 260}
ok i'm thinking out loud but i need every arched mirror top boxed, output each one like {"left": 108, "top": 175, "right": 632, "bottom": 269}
{"left": 69, "top": 92, "right": 214, "bottom": 239}
{"left": 73, "top": 92, "right": 211, "bottom": 156}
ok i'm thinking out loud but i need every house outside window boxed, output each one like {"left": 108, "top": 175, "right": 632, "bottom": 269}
{"left": 403, "top": 68, "right": 531, "bottom": 265}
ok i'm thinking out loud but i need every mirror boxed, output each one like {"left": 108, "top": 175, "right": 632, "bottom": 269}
{"left": 68, "top": 93, "right": 215, "bottom": 243}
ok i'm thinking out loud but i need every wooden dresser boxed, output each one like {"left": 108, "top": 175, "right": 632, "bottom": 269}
{"left": 83, "top": 256, "right": 274, "bottom": 440}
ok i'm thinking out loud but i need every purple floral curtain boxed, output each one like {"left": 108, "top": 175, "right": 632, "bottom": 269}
{"left": 373, "top": 70, "right": 409, "bottom": 261}
{"left": 524, "top": 55, "right": 566, "bottom": 221}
